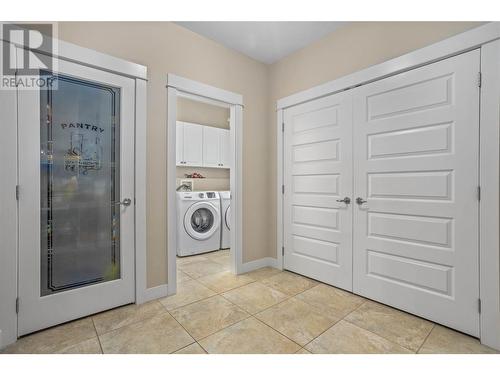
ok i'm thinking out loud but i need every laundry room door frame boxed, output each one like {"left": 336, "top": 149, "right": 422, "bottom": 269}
{"left": 166, "top": 74, "right": 244, "bottom": 295}
{"left": 0, "top": 31, "right": 148, "bottom": 349}
{"left": 276, "top": 22, "right": 500, "bottom": 350}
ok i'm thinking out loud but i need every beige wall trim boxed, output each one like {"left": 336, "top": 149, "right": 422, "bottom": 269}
{"left": 275, "top": 109, "right": 284, "bottom": 271}
{"left": 240, "top": 257, "right": 280, "bottom": 274}
{"left": 0, "top": 23, "right": 147, "bottom": 81}
{"left": 134, "top": 79, "right": 149, "bottom": 305}
{"left": 276, "top": 22, "right": 499, "bottom": 110}
{"left": 167, "top": 74, "right": 243, "bottom": 106}
{"left": 479, "top": 38, "right": 500, "bottom": 351}
{"left": 276, "top": 22, "right": 500, "bottom": 351}
{"left": 0, "top": 41, "right": 18, "bottom": 349}
{"left": 140, "top": 284, "right": 169, "bottom": 303}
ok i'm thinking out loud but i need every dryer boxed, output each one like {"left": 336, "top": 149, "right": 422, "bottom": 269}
{"left": 219, "top": 191, "right": 230, "bottom": 249}
{"left": 177, "top": 191, "right": 221, "bottom": 256}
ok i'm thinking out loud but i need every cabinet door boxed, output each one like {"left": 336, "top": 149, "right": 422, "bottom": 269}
{"left": 176, "top": 122, "right": 184, "bottom": 166}
{"left": 203, "top": 126, "right": 221, "bottom": 167}
{"left": 183, "top": 122, "right": 203, "bottom": 166}
{"left": 219, "top": 129, "right": 230, "bottom": 168}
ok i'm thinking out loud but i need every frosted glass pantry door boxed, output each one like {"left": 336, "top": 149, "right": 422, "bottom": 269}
{"left": 17, "top": 51, "right": 136, "bottom": 336}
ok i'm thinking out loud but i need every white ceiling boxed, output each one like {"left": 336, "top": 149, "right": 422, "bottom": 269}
{"left": 176, "top": 22, "right": 347, "bottom": 64}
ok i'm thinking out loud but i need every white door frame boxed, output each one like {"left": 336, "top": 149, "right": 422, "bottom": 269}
{"left": 276, "top": 22, "right": 500, "bottom": 350}
{"left": 166, "top": 74, "right": 244, "bottom": 295}
{"left": 0, "top": 34, "right": 147, "bottom": 349}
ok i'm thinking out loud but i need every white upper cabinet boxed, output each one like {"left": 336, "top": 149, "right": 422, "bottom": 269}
{"left": 176, "top": 121, "right": 230, "bottom": 169}
{"left": 176, "top": 121, "right": 203, "bottom": 166}
{"left": 183, "top": 122, "right": 203, "bottom": 166}
{"left": 202, "top": 126, "right": 221, "bottom": 167}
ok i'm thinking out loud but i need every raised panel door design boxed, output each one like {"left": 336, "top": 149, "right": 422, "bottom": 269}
{"left": 183, "top": 122, "right": 203, "bottom": 166}
{"left": 352, "top": 49, "right": 480, "bottom": 336}
{"left": 283, "top": 91, "right": 353, "bottom": 290}
{"left": 202, "top": 126, "right": 220, "bottom": 168}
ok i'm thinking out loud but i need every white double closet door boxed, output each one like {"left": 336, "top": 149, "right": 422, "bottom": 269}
{"left": 283, "top": 49, "right": 480, "bottom": 336}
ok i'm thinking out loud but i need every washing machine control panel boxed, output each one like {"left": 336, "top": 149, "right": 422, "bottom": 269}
{"left": 206, "top": 192, "right": 216, "bottom": 198}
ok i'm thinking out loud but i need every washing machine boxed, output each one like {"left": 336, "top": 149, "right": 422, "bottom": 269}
{"left": 219, "top": 191, "right": 230, "bottom": 249}
{"left": 177, "top": 191, "right": 221, "bottom": 256}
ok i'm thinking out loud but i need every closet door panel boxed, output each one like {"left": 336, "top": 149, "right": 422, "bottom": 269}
{"left": 352, "top": 49, "right": 480, "bottom": 336}
{"left": 283, "top": 91, "right": 353, "bottom": 290}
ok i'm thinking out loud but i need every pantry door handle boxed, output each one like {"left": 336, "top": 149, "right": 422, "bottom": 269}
{"left": 115, "top": 198, "right": 132, "bottom": 206}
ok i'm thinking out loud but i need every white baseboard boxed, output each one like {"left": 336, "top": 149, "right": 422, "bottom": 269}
{"left": 137, "top": 284, "right": 169, "bottom": 304}
{"left": 240, "top": 257, "right": 280, "bottom": 274}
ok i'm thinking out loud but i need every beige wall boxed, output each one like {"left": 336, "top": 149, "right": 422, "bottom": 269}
{"left": 58, "top": 22, "right": 270, "bottom": 287}
{"left": 58, "top": 21, "right": 485, "bottom": 287}
{"left": 267, "top": 21, "right": 485, "bottom": 259}
{"left": 177, "top": 97, "right": 229, "bottom": 129}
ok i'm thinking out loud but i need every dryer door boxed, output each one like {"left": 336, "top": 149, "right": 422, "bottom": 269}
{"left": 184, "top": 202, "right": 220, "bottom": 240}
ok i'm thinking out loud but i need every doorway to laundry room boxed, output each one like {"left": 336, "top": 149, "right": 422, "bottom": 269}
{"left": 175, "top": 96, "right": 232, "bottom": 285}
{"left": 166, "top": 74, "right": 244, "bottom": 297}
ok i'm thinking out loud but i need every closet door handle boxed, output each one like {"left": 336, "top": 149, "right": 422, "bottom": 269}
{"left": 356, "top": 197, "right": 367, "bottom": 205}
{"left": 336, "top": 197, "right": 351, "bottom": 205}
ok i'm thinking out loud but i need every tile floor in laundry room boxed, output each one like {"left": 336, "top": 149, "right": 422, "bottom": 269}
{"left": 2, "top": 249, "right": 497, "bottom": 354}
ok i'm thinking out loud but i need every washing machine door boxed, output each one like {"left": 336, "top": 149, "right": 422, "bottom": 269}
{"left": 225, "top": 205, "right": 231, "bottom": 231}
{"left": 184, "top": 202, "right": 220, "bottom": 240}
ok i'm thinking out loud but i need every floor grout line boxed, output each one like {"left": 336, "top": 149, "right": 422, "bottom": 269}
{"left": 171, "top": 268, "right": 304, "bottom": 351}
{"left": 162, "top": 308, "right": 199, "bottom": 353}
{"left": 176, "top": 258, "right": 425, "bottom": 353}
{"left": 90, "top": 317, "right": 104, "bottom": 354}
{"left": 93, "top": 300, "right": 167, "bottom": 338}
{"left": 341, "top": 310, "right": 423, "bottom": 353}
{"left": 172, "top": 259, "right": 351, "bottom": 350}
{"left": 222, "top": 270, "right": 436, "bottom": 354}
{"left": 415, "top": 324, "right": 436, "bottom": 354}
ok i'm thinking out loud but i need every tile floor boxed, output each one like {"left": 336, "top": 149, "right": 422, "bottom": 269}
{"left": 2, "top": 249, "right": 498, "bottom": 354}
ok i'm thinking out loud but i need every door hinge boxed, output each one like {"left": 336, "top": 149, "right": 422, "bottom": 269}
{"left": 15, "top": 297, "right": 19, "bottom": 314}
{"left": 477, "top": 72, "right": 482, "bottom": 87}
{"left": 282, "top": 122, "right": 285, "bottom": 132}
{"left": 282, "top": 246, "right": 284, "bottom": 256}
{"left": 478, "top": 298, "right": 482, "bottom": 314}
{"left": 15, "top": 185, "right": 19, "bottom": 200}
{"left": 282, "top": 185, "right": 285, "bottom": 194}
{"left": 477, "top": 186, "right": 481, "bottom": 201}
